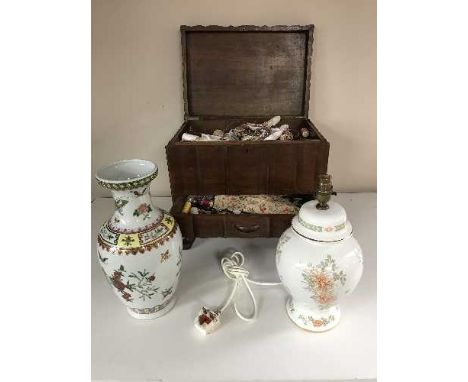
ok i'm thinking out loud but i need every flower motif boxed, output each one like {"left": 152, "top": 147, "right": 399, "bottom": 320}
{"left": 121, "top": 235, "right": 134, "bottom": 246}
{"left": 312, "top": 320, "right": 323, "bottom": 327}
{"left": 122, "top": 291, "right": 132, "bottom": 301}
{"left": 325, "top": 226, "right": 334, "bottom": 232}
{"left": 111, "top": 272, "right": 126, "bottom": 291}
{"left": 112, "top": 270, "right": 122, "bottom": 280}
{"left": 317, "top": 292, "right": 335, "bottom": 305}
{"left": 133, "top": 203, "right": 153, "bottom": 220}
{"left": 138, "top": 204, "right": 149, "bottom": 214}
{"left": 310, "top": 270, "right": 334, "bottom": 290}
{"left": 160, "top": 249, "right": 171, "bottom": 263}
{"left": 302, "top": 255, "right": 346, "bottom": 310}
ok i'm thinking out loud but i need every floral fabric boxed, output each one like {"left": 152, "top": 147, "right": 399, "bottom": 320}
{"left": 213, "top": 195, "right": 299, "bottom": 215}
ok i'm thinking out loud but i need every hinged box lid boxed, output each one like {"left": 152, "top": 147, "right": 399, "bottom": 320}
{"left": 181, "top": 25, "right": 314, "bottom": 119}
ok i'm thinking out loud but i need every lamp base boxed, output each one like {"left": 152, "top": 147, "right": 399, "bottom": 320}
{"left": 286, "top": 297, "right": 340, "bottom": 332}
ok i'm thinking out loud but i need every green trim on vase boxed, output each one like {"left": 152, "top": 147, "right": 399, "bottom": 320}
{"left": 298, "top": 215, "right": 345, "bottom": 233}
{"left": 96, "top": 169, "right": 158, "bottom": 191}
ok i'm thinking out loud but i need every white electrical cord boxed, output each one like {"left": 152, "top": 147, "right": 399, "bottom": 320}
{"left": 219, "top": 251, "right": 282, "bottom": 322}
{"left": 194, "top": 251, "right": 282, "bottom": 334}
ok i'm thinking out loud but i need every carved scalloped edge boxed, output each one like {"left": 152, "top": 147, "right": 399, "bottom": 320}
{"left": 180, "top": 25, "right": 314, "bottom": 31}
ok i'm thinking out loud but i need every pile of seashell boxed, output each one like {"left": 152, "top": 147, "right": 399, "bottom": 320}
{"left": 181, "top": 116, "right": 303, "bottom": 142}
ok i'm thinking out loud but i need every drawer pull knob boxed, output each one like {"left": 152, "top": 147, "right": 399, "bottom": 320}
{"left": 234, "top": 224, "right": 260, "bottom": 233}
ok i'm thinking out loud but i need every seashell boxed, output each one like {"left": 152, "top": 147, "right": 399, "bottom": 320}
{"left": 300, "top": 127, "right": 310, "bottom": 138}
{"left": 181, "top": 133, "right": 200, "bottom": 141}
{"left": 224, "top": 133, "right": 238, "bottom": 141}
{"left": 241, "top": 135, "right": 255, "bottom": 141}
{"left": 245, "top": 123, "right": 264, "bottom": 131}
{"left": 264, "top": 116, "right": 281, "bottom": 128}
{"left": 280, "top": 130, "right": 294, "bottom": 141}
{"left": 213, "top": 129, "right": 225, "bottom": 138}
{"left": 200, "top": 134, "right": 222, "bottom": 141}
{"left": 265, "top": 124, "right": 289, "bottom": 140}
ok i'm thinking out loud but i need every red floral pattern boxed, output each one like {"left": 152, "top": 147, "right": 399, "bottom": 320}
{"left": 302, "top": 255, "right": 347, "bottom": 310}
{"left": 133, "top": 203, "right": 153, "bottom": 220}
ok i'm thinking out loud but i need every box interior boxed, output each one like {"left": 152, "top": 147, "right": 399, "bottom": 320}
{"left": 170, "top": 117, "right": 322, "bottom": 144}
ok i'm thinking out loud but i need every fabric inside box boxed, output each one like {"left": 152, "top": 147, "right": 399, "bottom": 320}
{"left": 182, "top": 195, "right": 311, "bottom": 215}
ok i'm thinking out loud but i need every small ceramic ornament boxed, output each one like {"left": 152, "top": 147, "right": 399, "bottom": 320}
{"left": 276, "top": 175, "right": 363, "bottom": 332}
{"left": 96, "top": 159, "right": 183, "bottom": 319}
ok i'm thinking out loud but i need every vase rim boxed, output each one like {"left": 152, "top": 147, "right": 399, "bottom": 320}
{"left": 96, "top": 159, "right": 158, "bottom": 189}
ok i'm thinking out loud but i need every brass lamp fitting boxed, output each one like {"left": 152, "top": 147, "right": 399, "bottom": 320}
{"left": 316, "top": 174, "right": 333, "bottom": 210}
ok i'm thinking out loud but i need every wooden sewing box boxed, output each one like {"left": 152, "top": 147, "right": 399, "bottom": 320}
{"left": 166, "top": 25, "right": 329, "bottom": 249}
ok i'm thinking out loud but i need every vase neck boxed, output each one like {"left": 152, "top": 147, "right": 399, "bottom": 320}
{"left": 108, "top": 185, "right": 162, "bottom": 232}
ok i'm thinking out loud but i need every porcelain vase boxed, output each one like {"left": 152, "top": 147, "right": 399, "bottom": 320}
{"left": 276, "top": 175, "right": 363, "bottom": 332}
{"left": 96, "top": 159, "right": 183, "bottom": 319}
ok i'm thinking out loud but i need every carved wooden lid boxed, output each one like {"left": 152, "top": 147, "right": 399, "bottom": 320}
{"left": 181, "top": 25, "right": 314, "bottom": 119}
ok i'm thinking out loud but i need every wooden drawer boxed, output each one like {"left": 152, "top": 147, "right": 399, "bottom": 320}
{"left": 194, "top": 214, "right": 224, "bottom": 237}
{"left": 171, "top": 198, "right": 296, "bottom": 248}
{"left": 224, "top": 215, "right": 270, "bottom": 238}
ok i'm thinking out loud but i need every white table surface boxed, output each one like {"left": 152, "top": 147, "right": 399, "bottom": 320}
{"left": 92, "top": 193, "right": 376, "bottom": 382}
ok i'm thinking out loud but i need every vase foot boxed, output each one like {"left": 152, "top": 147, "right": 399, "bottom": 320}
{"left": 126, "top": 297, "right": 176, "bottom": 320}
{"left": 286, "top": 297, "right": 340, "bottom": 332}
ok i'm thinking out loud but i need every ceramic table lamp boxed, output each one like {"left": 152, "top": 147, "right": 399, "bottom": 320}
{"left": 276, "top": 175, "right": 363, "bottom": 331}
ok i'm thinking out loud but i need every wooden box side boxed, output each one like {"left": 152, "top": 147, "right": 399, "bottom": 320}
{"left": 166, "top": 119, "right": 329, "bottom": 199}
